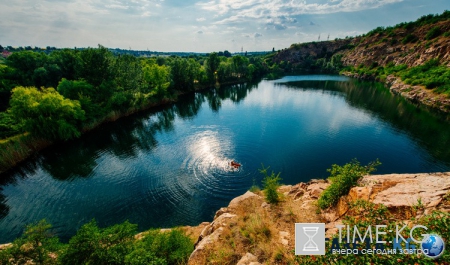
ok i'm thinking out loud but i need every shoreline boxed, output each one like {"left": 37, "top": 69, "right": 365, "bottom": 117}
{"left": 342, "top": 71, "right": 450, "bottom": 115}
{"left": 0, "top": 79, "right": 251, "bottom": 175}
{"left": 2, "top": 73, "right": 449, "bottom": 175}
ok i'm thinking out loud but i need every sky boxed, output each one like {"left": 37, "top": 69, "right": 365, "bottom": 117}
{"left": 0, "top": 0, "right": 449, "bottom": 53}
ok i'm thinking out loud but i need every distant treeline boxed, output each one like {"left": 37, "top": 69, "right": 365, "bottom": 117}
{"left": 0, "top": 45, "right": 269, "bottom": 140}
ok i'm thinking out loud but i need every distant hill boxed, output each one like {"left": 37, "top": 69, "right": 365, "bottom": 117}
{"left": 271, "top": 11, "right": 450, "bottom": 113}
{"left": 273, "top": 11, "right": 450, "bottom": 71}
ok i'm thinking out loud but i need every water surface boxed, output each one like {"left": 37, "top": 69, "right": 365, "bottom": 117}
{"left": 1, "top": 75, "right": 450, "bottom": 243}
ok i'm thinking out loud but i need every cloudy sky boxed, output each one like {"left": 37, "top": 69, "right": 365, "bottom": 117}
{"left": 1, "top": 0, "right": 448, "bottom": 52}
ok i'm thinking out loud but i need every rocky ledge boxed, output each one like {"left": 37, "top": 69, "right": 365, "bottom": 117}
{"left": 188, "top": 172, "right": 450, "bottom": 264}
{"left": 343, "top": 72, "right": 450, "bottom": 114}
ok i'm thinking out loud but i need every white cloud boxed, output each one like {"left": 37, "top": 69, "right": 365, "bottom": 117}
{"left": 1, "top": 0, "right": 447, "bottom": 52}
{"left": 198, "top": 0, "right": 404, "bottom": 25}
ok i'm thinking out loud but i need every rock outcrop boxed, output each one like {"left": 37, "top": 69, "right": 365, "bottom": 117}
{"left": 187, "top": 173, "right": 450, "bottom": 264}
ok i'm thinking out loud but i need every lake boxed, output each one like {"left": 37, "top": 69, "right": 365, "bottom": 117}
{"left": 1, "top": 75, "right": 450, "bottom": 243}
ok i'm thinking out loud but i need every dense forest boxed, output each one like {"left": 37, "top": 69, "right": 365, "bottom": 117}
{"left": 0, "top": 46, "right": 270, "bottom": 141}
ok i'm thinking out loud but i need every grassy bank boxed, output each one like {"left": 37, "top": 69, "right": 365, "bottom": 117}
{"left": 0, "top": 134, "right": 51, "bottom": 174}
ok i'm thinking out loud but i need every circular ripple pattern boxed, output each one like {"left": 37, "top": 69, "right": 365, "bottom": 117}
{"left": 182, "top": 129, "right": 250, "bottom": 199}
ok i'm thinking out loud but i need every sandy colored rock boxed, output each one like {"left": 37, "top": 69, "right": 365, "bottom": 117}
{"left": 189, "top": 227, "right": 225, "bottom": 264}
{"left": 228, "top": 191, "right": 260, "bottom": 209}
{"left": 307, "top": 182, "right": 329, "bottom": 198}
{"left": 237, "top": 252, "right": 258, "bottom": 265}
{"left": 364, "top": 173, "right": 450, "bottom": 209}
{"left": 214, "top": 207, "right": 228, "bottom": 219}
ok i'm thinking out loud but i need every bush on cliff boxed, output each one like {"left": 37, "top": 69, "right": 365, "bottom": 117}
{"left": 259, "top": 164, "right": 282, "bottom": 204}
{"left": 317, "top": 159, "right": 381, "bottom": 209}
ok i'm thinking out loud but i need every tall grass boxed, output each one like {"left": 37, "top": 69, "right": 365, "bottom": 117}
{"left": 0, "top": 134, "right": 51, "bottom": 174}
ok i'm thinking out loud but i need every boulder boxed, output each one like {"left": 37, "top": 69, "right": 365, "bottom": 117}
{"left": 229, "top": 191, "right": 260, "bottom": 209}
{"left": 237, "top": 252, "right": 258, "bottom": 265}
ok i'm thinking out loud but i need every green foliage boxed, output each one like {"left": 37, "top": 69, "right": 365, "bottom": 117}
{"left": 249, "top": 178, "right": 261, "bottom": 193}
{"left": 0, "top": 46, "right": 268, "bottom": 149}
{"left": 109, "top": 91, "right": 134, "bottom": 112}
{"left": 170, "top": 58, "right": 200, "bottom": 92}
{"left": 6, "top": 51, "right": 48, "bottom": 87}
{"left": 0, "top": 219, "right": 194, "bottom": 265}
{"left": 9, "top": 86, "right": 85, "bottom": 140}
{"left": 0, "top": 220, "right": 61, "bottom": 265}
{"left": 425, "top": 26, "right": 442, "bottom": 40}
{"left": 366, "top": 26, "right": 385, "bottom": 37}
{"left": 317, "top": 159, "right": 381, "bottom": 209}
{"left": 347, "top": 58, "right": 450, "bottom": 95}
{"left": 142, "top": 62, "right": 171, "bottom": 96}
{"left": 401, "top": 33, "right": 418, "bottom": 44}
{"left": 49, "top": 49, "right": 81, "bottom": 80}
{"left": 205, "top": 52, "right": 220, "bottom": 84}
{"left": 0, "top": 111, "right": 21, "bottom": 138}
{"left": 130, "top": 229, "right": 194, "bottom": 265}
{"left": 60, "top": 219, "right": 137, "bottom": 265}
{"left": 57, "top": 78, "right": 95, "bottom": 100}
{"left": 399, "top": 59, "right": 450, "bottom": 93}
{"left": 77, "top": 45, "right": 115, "bottom": 87}
{"left": 259, "top": 164, "right": 282, "bottom": 204}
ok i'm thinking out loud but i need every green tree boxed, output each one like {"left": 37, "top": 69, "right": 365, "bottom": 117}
{"left": 77, "top": 45, "right": 114, "bottom": 87}
{"left": 57, "top": 79, "right": 103, "bottom": 122}
{"left": 170, "top": 58, "right": 200, "bottom": 92}
{"left": 0, "top": 220, "right": 61, "bottom": 265}
{"left": 57, "top": 78, "right": 95, "bottom": 100}
{"left": 60, "top": 220, "right": 137, "bottom": 265}
{"left": 113, "top": 54, "right": 143, "bottom": 93}
{"left": 50, "top": 49, "right": 81, "bottom": 81}
{"left": 141, "top": 61, "right": 171, "bottom": 96}
{"left": 9, "top": 86, "right": 85, "bottom": 140}
{"left": 217, "top": 59, "right": 233, "bottom": 83}
{"left": 6, "top": 51, "right": 48, "bottom": 86}
{"left": 231, "top": 55, "right": 249, "bottom": 79}
{"left": 205, "top": 52, "right": 220, "bottom": 84}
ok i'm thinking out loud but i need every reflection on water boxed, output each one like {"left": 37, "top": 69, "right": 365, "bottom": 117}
{"left": 0, "top": 76, "right": 450, "bottom": 243}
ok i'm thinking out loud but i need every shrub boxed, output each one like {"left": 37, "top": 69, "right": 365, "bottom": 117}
{"left": 60, "top": 219, "right": 137, "bottom": 265}
{"left": 425, "top": 26, "right": 442, "bottom": 40}
{"left": 259, "top": 164, "right": 282, "bottom": 204}
{"left": 1, "top": 219, "right": 194, "bottom": 265}
{"left": 0, "top": 220, "right": 61, "bottom": 265}
{"left": 402, "top": 34, "right": 418, "bottom": 44}
{"left": 317, "top": 159, "right": 381, "bottom": 209}
{"left": 123, "top": 228, "right": 194, "bottom": 265}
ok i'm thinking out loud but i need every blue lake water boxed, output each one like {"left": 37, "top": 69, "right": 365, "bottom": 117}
{"left": 1, "top": 75, "right": 450, "bottom": 243}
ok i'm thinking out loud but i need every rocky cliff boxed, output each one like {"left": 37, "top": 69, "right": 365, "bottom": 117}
{"left": 271, "top": 13, "right": 450, "bottom": 114}
{"left": 187, "top": 173, "right": 450, "bottom": 264}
